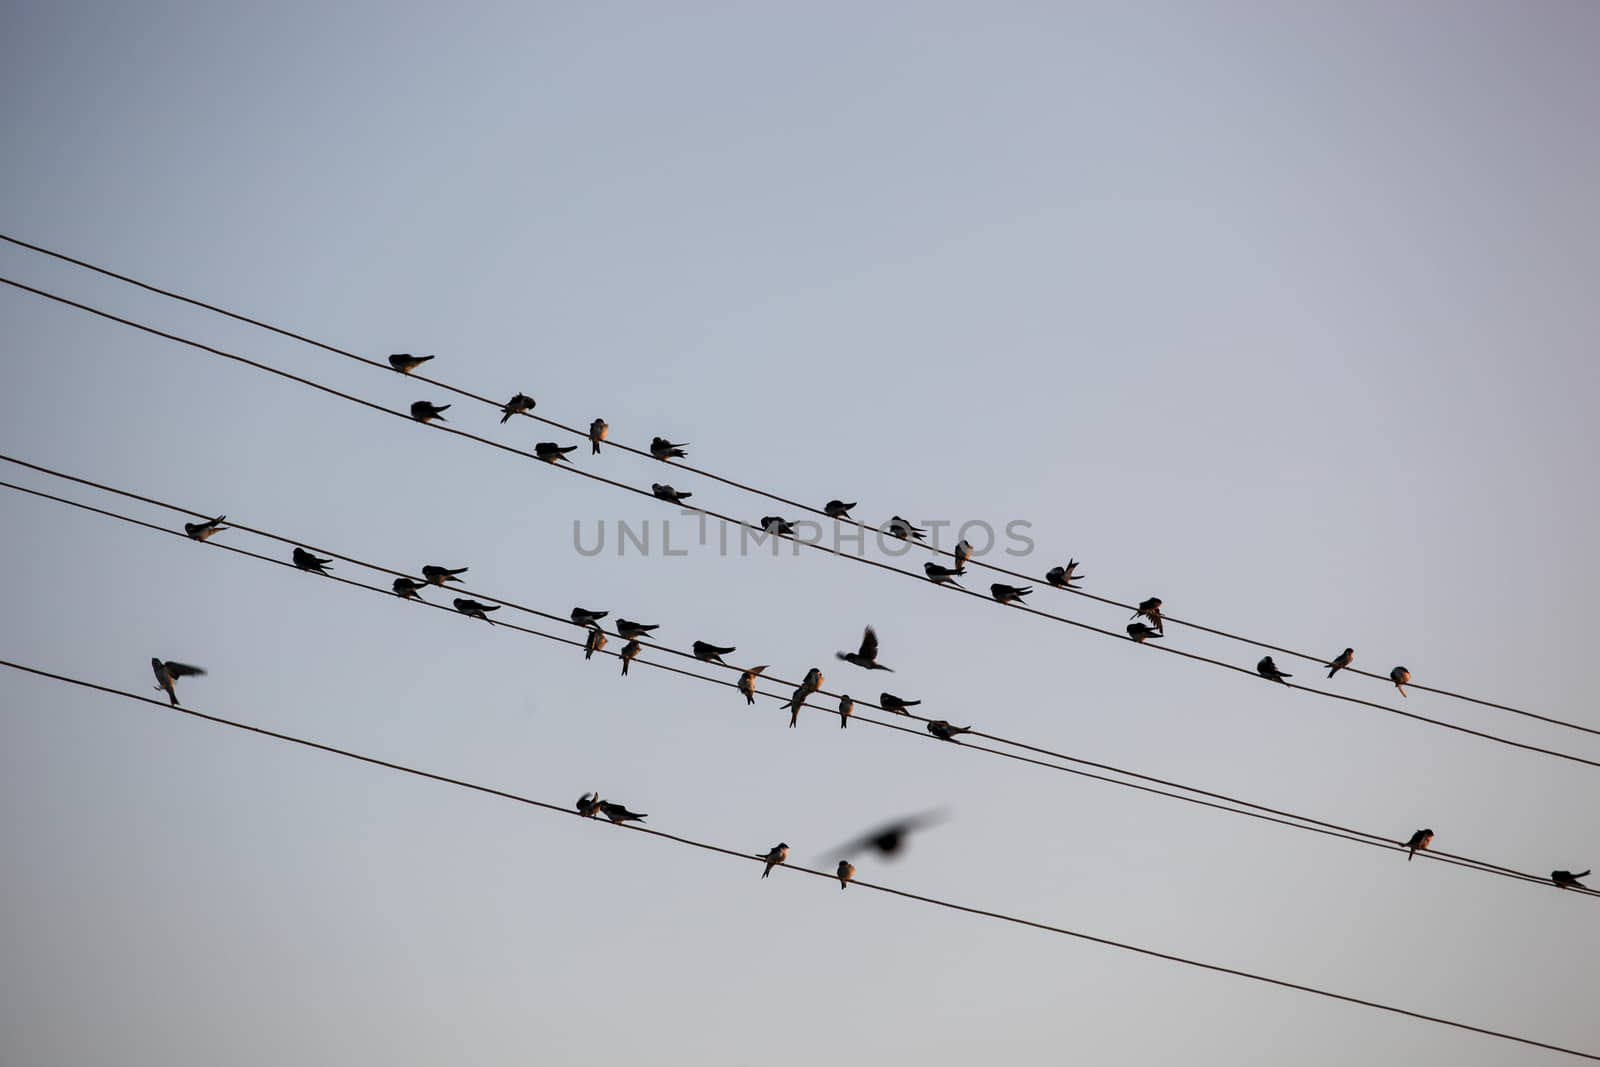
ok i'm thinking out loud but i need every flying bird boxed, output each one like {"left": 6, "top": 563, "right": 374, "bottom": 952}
{"left": 824, "top": 500, "right": 856, "bottom": 519}
{"left": 1257, "top": 656, "right": 1292, "bottom": 684}
{"left": 953, "top": 539, "right": 973, "bottom": 571}
{"left": 1045, "top": 560, "right": 1084, "bottom": 588}
{"left": 1127, "top": 622, "right": 1161, "bottom": 643}
{"left": 292, "top": 547, "right": 332, "bottom": 574}
{"left": 693, "top": 641, "right": 736, "bottom": 665}
{"left": 589, "top": 418, "right": 608, "bottom": 454}
{"left": 837, "top": 860, "right": 855, "bottom": 890}
{"left": 388, "top": 353, "right": 433, "bottom": 374}
{"left": 990, "top": 583, "right": 1032, "bottom": 605}
{"left": 535, "top": 442, "right": 577, "bottom": 464}
{"left": 410, "top": 400, "right": 449, "bottom": 423}
{"left": 924, "top": 562, "right": 966, "bottom": 588}
{"left": 879, "top": 692, "right": 920, "bottom": 715}
{"left": 499, "top": 392, "right": 536, "bottom": 422}
{"left": 599, "top": 801, "right": 647, "bottom": 824}
{"left": 650, "top": 437, "right": 688, "bottom": 460}
{"left": 616, "top": 619, "right": 659, "bottom": 640}
{"left": 421, "top": 564, "right": 468, "bottom": 585}
{"left": 571, "top": 607, "right": 609, "bottom": 627}
{"left": 184, "top": 515, "right": 228, "bottom": 541}
{"left": 1390, "top": 666, "right": 1411, "bottom": 697}
{"left": 885, "top": 515, "right": 925, "bottom": 541}
{"left": 1552, "top": 869, "right": 1591, "bottom": 889}
{"left": 652, "top": 484, "right": 692, "bottom": 504}
{"left": 926, "top": 720, "right": 972, "bottom": 743}
{"left": 830, "top": 812, "right": 945, "bottom": 859}
{"left": 584, "top": 626, "right": 608, "bottom": 659}
{"left": 1131, "top": 597, "right": 1163, "bottom": 631}
{"left": 151, "top": 658, "right": 205, "bottom": 706}
{"left": 760, "top": 843, "right": 789, "bottom": 879}
{"left": 576, "top": 792, "right": 603, "bottom": 818}
{"left": 619, "top": 639, "right": 641, "bottom": 676}
{"left": 738, "top": 665, "right": 769, "bottom": 706}
{"left": 760, "top": 516, "right": 796, "bottom": 536}
{"left": 838, "top": 694, "right": 854, "bottom": 729}
{"left": 837, "top": 626, "right": 892, "bottom": 671}
{"left": 392, "top": 577, "right": 427, "bottom": 600}
{"left": 1402, "top": 828, "right": 1434, "bottom": 862}
{"left": 453, "top": 598, "right": 498, "bottom": 624}
{"left": 1326, "top": 648, "right": 1354, "bottom": 679}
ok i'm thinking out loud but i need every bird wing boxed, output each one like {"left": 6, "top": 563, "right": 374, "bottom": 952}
{"left": 859, "top": 626, "right": 880, "bottom": 660}
{"left": 164, "top": 662, "right": 206, "bottom": 678}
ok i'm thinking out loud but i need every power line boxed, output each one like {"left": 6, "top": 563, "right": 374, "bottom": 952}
{"left": 2, "top": 658, "right": 1595, "bottom": 1063}
{"left": 5, "top": 466, "right": 1590, "bottom": 900}
{"left": 0, "top": 232, "right": 1577, "bottom": 737}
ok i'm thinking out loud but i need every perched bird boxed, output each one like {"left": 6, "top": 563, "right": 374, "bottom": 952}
{"left": 453, "top": 597, "right": 498, "bottom": 624}
{"left": 410, "top": 400, "right": 449, "bottom": 423}
{"left": 1257, "top": 656, "right": 1292, "bottom": 684}
{"left": 1552, "top": 869, "right": 1591, "bottom": 889}
{"left": 1326, "top": 648, "right": 1355, "bottom": 679}
{"left": 589, "top": 418, "right": 608, "bottom": 454}
{"left": 388, "top": 353, "right": 433, "bottom": 374}
{"left": 1127, "top": 622, "right": 1162, "bottom": 643}
{"left": 1131, "top": 597, "right": 1163, "bottom": 631}
{"left": 1402, "top": 828, "right": 1434, "bottom": 862}
{"left": 184, "top": 515, "right": 228, "bottom": 541}
{"left": 738, "top": 665, "right": 770, "bottom": 706}
{"left": 880, "top": 692, "right": 920, "bottom": 715}
{"left": 990, "top": 583, "right": 1032, "bottom": 605}
{"left": 787, "top": 687, "right": 807, "bottom": 728}
{"left": 584, "top": 626, "right": 608, "bottom": 659}
{"left": 571, "top": 607, "right": 608, "bottom": 627}
{"left": 576, "top": 792, "right": 603, "bottom": 818}
{"left": 693, "top": 641, "right": 736, "bottom": 665}
{"left": 924, "top": 562, "right": 966, "bottom": 589}
{"left": 151, "top": 658, "right": 205, "bottom": 707}
{"left": 831, "top": 812, "right": 944, "bottom": 858}
{"left": 421, "top": 564, "right": 468, "bottom": 585}
{"left": 1390, "top": 666, "right": 1411, "bottom": 697}
{"left": 926, "top": 720, "right": 972, "bottom": 743}
{"left": 499, "top": 392, "right": 536, "bottom": 422}
{"left": 954, "top": 539, "right": 973, "bottom": 571}
{"left": 292, "top": 546, "right": 332, "bottom": 574}
{"left": 760, "top": 516, "right": 797, "bottom": 536}
{"left": 837, "top": 860, "right": 855, "bottom": 890}
{"left": 619, "top": 639, "right": 641, "bottom": 676}
{"left": 836, "top": 626, "right": 892, "bottom": 671}
{"left": 885, "top": 515, "right": 926, "bottom": 541}
{"left": 599, "top": 801, "right": 647, "bottom": 824}
{"left": 616, "top": 619, "right": 659, "bottom": 640}
{"left": 650, "top": 437, "right": 688, "bottom": 460}
{"left": 838, "top": 694, "right": 854, "bottom": 729}
{"left": 800, "top": 667, "right": 824, "bottom": 695}
{"left": 392, "top": 577, "right": 427, "bottom": 600}
{"left": 652, "top": 483, "right": 692, "bottom": 504}
{"left": 824, "top": 500, "right": 856, "bottom": 519}
{"left": 535, "top": 441, "right": 576, "bottom": 464}
{"left": 1045, "top": 560, "right": 1084, "bottom": 588}
{"left": 760, "top": 843, "right": 789, "bottom": 879}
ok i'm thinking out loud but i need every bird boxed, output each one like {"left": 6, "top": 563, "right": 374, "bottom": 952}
{"left": 1326, "top": 648, "right": 1354, "bottom": 679}
{"left": 650, "top": 437, "right": 688, "bottom": 460}
{"left": 800, "top": 667, "right": 824, "bottom": 694}
{"left": 838, "top": 694, "right": 854, "bottom": 729}
{"left": 1257, "top": 656, "right": 1292, "bottom": 684}
{"left": 760, "top": 843, "right": 789, "bottom": 879}
{"left": 990, "top": 583, "right": 1032, "bottom": 605}
{"left": 787, "top": 687, "right": 807, "bottom": 728}
{"left": 421, "top": 564, "right": 468, "bottom": 585}
{"left": 616, "top": 619, "right": 659, "bottom": 640}
{"left": 619, "top": 640, "right": 641, "bottom": 676}
{"left": 693, "top": 641, "right": 736, "bottom": 665}
{"left": 584, "top": 626, "right": 608, "bottom": 659}
{"left": 410, "top": 400, "right": 449, "bottom": 423}
{"left": 589, "top": 418, "right": 608, "bottom": 454}
{"left": 599, "top": 801, "right": 646, "bottom": 824}
{"left": 760, "top": 516, "right": 797, "bottom": 536}
{"left": 1045, "top": 560, "right": 1084, "bottom": 588}
{"left": 1402, "top": 828, "right": 1434, "bottom": 861}
{"left": 824, "top": 500, "right": 856, "bottom": 519}
{"left": 151, "top": 658, "right": 205, "bottom": 706}
{"left": 392, "top": 577, "right": 427, "bottom": 601}
{"left": 388, "top": 353, "right": 433, "bottom": 374}
{"left": 830, "top": 812, "right": 945, "bottom": 859}
{"left": 292, "top": 547, "right": 332, "bottom": 574}
{"left": 836, "top": 626, "right": 892, "bottom": 671}
{"left": 571, "top": 607, "right": 608, "bottom": 627}
{"left": 1552, "top": 869, "right": 1590, "bottom": 889}
{"left": 885, "top": 515, "right": 925, "bottom": 541}
{"left": 183, "top": 515, "right": 228, "bottom": 541}
{"left": 1390, "top": 666, "right": 1411, "bottom": 697}
{"left": 1131, "top": 597, "right": 1163, "bottom": 631}
{"left": 738, "top": 665, "right": 769, "bottom": 706}
{"left": 1127, "top": 622, "right": 1161, "bottom": 643}
{"left": 652, "top": 484, "right": 692, "bottom": 504}
{"left": 535, "top": 441, "right": 576, "bottom": 464}
{"left": 576, "top": 792, "right": 603, "bottom": 818}
{"left": 924, "top": 562, "right": 966, "bottom": 588}
{"left": 926, "top": 720, "right": 972, "bottom": 743}
{"left": 953, "top": 539, "right": 973, "bottom": 571}
{"left": 880, "top": 692, "right": 920, "bottom": 715}
{"left": 499, "top": 392, "right": 536, "bottom": 422}
{"left": 453, "top": 598, "right": 498, "bottom": 624}
{"left": 837, "top": 860, "right": 855, "bottom": 890}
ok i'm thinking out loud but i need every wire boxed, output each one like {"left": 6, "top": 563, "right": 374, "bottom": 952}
{"left": 5, "top": 465, "right": 1591, "bottom": 900}
{"left": 1, "top": 232, "right": 1579, "bottom": 736}
{"left": 2, "top": 659, "right": 1596, "bottom": 1063}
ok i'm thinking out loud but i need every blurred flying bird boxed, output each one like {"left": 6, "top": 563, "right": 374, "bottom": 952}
{"left": 829, "top": 812, "right": 945, "bottom": 860}
{"left": 693, "top": 641, "right": 736, "bottom": 665}
{"left": 536, "top": 442, "right": 576, "bottom": 463}
{"left": 589, "top": 418, "right": 608, "bottom": 454}
{"left": 1257, "top": 656, "right": 1292, "bottom": 684}
{"left": 453, "top": 598, "right": 498, "bottom": 624}
{"left": 1552, "top": 869, "right": 1590, "bottom": 889}
{"left": 650, "top": 437, "right": 688, "bottom": 460}
{"left": 838, "top": 694, "right": 854, "bottom": 729}
{"left": 1045, "top": 560, "right": 1084, "bottom": 588}
{"left": 571, "top": 607, "right": 608, "bottom": 627}
{"left": 837, "top": 626, "right": 892, "bottom": 671}
{"left": 738, "top": 665, "right": 769, "bottom": 705}
{"left": 392, "top": 577, "right": 427, "bottom": 601}
{"left": 599, "top": 801, "right": 647, "bottom": 824}
{"left": 620, "top": 639, "right": 641, "bottom": 676}
{"left": 837, "top": 860, "right": 855, "bottom": 889}
{"left": 1131, "top": 597, "right": 1163, "bottom": 631}
{"left": 924, "top": 562, "right": 966, "bottom": 589}
{"left": 292, "top": 547, "right": 332, "bottom": 574}
{"left": 584, "top": 626, "right": 608, "bottom": 659}
{"left": 652, "top": 484, "right": 691, "bottom": 504}
{"left": 617, "top": 620, "right": 659, "bottom": 640}
{"left": 1127, "top": 622, "right": 1161, "bottom": 643}
{"left": 422, "top": 565, "right": 468, "bottom": 585}
{"left": 879, "top": 693, "right": 920, "bottom": 715}
{"left": 388, "top": 353, "right": 433, "bottom": 374}
{"left": 824, "top": 500, "right": 856, "bottom": 519}
{"left": 184, "top": 515, "right": 228, "bottom": 541}
{"left": 1326, "top": 648, "right": 1355, "bottom": 679}
{"left": 1402, "top": 828, "right": 1434, "bottom": 861}
{"left": 151, "top": 658, "right": 205, "bottom": 706}
{"left": 760, "top": 843, "right": 789, "bottom": 879}
{"left": 500, "top": 393, "right": 536, "bottom": 422}
{"left": 926, "top": 720, "right": 972, "bottom": 743}
{"left": 410, "top": 400, "right": 449, "bottom": 423}
{"left": 885, "top": 516, "right": 925, "bottom": 541}
{"left": 1390, "top": 666, "right": 1411, "bottom": 697}
{"left": 576, "top": 792, "right": 603, "bottom": 818}
{"left": 990, "top": 583, "right": 1031, "bottom": 605}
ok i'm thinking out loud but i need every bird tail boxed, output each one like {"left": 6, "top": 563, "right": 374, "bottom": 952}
{"left": 1408, "top": 849, "right": 1415, "bottom": 862}
{"left": 1327, "top": 667, "right": 1337, "bottom": 678}
{"left": 501, "top": 411, "right": 512, "bottom": 423}
{"left": 1578, "top": 870, "right": 1593, "bottom": 879}
{"left": 620, "top": 659, "right": 630, "bottom": 676}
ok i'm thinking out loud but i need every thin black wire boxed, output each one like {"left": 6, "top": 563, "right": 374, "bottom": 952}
{"left": 5, "top": 470, "right": 1589, "bottom": 899}
{"left": 2, "top": 660, "right": 1596, "bottom": 1064}
{"left": 0, "top": 232, "right": 1576, "bottom": 736}
{"left": 3, "top": 276, "right": 1596, "bottom": 771}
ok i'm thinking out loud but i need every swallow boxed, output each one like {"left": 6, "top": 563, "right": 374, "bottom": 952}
{"left": 693, "top": 641, "right": 736, "bottom": 665}
{"left": 583, "top": 625, "right": 607, "bottom": 659}
{"left": 1131, "top": 597, "right": 1163, "bottom": 631}
{"left": 836, "top": 626, "right": 892, "bottom": 671}
{"left": 571, "top": 607, "right": 609, "bottom": 627}
{"left": 650, "top": 437, "right": 688, "bottom": 460}
{"left": 616, "top": 619, "right": 659, "bottom": 640}
{"left": 924, "top": 562, "right": 966, "bottom": 588}
{"left": 760, "top": 516, "right": 796, "bottom": 536}
{"left": 787, "top": 687, "right": 807, "bottom": 728}
{"left": 1390, "top": 666, "right": 1411, "bottom": 697}
{"left": 885, "top": 515, "right": 925, "bottom": 541}
{"left": 292, "top": 547, "right": 332, "bottom": 574}
{"left": 184, "top": 515, "right": 228, "bottom": 541}
{"left": 499, "top": 392, "right": 536, "bottom": 422}
{"left": 990, "top": 583, "right": 1032, "bottom": 605}
{"left": 760, "top": 843, "right": 789, "bottom": 879}
{"left": 1552, "top": 869, "right": 1591, "bottom": 889}
{"left": 1257, "top": 656, "right": 1292, "bottom": 684}
{"left": 954, "top": 539, "right": 973, "bottom": 571}
{"left": 738, "top": 665, "right": 769, "bottom": 705}
{"left": 800, "top": 667, "right": 824, "bottom": 694}
{"left": 926, "top": 720, "right": 972, "bottom": 743}
{"left": 535, "top": 441, "right": 577, "bottom": 463}
{"left": 1402, "top": 828, "right": 1434, "bottom": 861}
{"left": 880, "top": 692, "right": 920, "bottom": 715}
{"left": 1127, "top": 622, "right": 1162, "bottom": 643}
{"left": 1045, "top": 560, "right": 1084, "bottom": 588}
{"left": 620, "top": 639, "right": 641, "bottom": 676}
{"left": 599, "top": 801, "right": 647, "bottom": 824}
{"left": 837, "top": 860, "right": 855, "bottom": 889}
{"left": 151, "top": 658, "right": 205, "bottom": 706}
{"left": 453, "top": 597, "right": 498, "bottom": 624}
{"left": 576, "top": 791, "right": 603, "bottom": 818}
{"left": 824, "top": 500, "right": 856, "bottom": 519}
{"left": 652, "top": 484, "right": 692, "bottom": 504}
{"left": 831, "top": 812, "right": 944, "bottom": 858}
{"left": 838, "top": 694, "right": 853, "bottom": 729}
{"left": 421, "top": 564, "right": 468, "bottom": 585}
{"left": 1325, "top": 648, "right": 1354, "bottom": 679}
{"left": 392, "top": 577, "right": 427, "bottom": 600}
{"left": 589, "top": 418, "right": 608, "bottom": 454}
{"left": 388, "top": 353, "right": 433, "bottom": 374}
{"left": 410, "top": 400, "right": 449, "bottom": 423}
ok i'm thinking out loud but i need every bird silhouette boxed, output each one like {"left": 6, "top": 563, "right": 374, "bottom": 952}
{"left": 924, "top": 562, "right": 966, "bottom": 589}
{"left": 571, "top": 607, "right": 608, "bottom": 627}
{"left": 599, "top": 801, "right": 647, "bottom": 824}
{"left": 421, "top": 565, "right": 468, "bottom": 586}
{"left": 760, "top": 516, "right": 796, "bottom": 536}
{"left": 652, "top": 484, "right": 692, "bottom": 504}
{"left": 838, "top": 694, "right": 854, "bottom": 729}
{"left": 1326, "top": 648, "right": 1354, "bottom": 679}
{"left": 1257, "top": 656, "right": 1292, "bottom": 684}
{"left": 183, "top": 515, "right": 228, "bottom": 541}
{"left": 583, "top": 626, "right": 608, "bottom": 659}
{"left": 1045, "top": 560, "right": 1084, "bottom": 588}
{"left": 616, "top": 620, "right": 659, "bottom": 640}
{"left": 926, "top": 720, "right": 972, "bottom": 743}
{"left": 151, "top": 658, "right": 205, "bottom": 706}
{"left": 1390, "top": 666, "right": 1411, "bottom": 697}
{"left": 824, "top": 500, "right": 856, "bottom": 519}
{"left": 392, "top": 577, "right": 427, "bottom": 601}
{"left": 837, "top": 626, "right": 892, "bottom": 671}
{"left": 453, "top": 598, "right": 498, "bottom": 624}
{"left": 953, "top": 539, "right": 973, "bottom": 571}
{"left": 990, "top": 583, "right": 1032, "bottom": 605}
{"left": 828, "top": 812, "right": 945, "bottom": 860}
{"left": 388, "top": 353, "right": 433, "bottom": 374}
{"left": 589, "top": 418, "right": 608, "bottom": 454}
{"left": 837, "top": 861, "right": 855, "bottom": 889}
{"left": 760, "top": 843, "right": 789, "bottom": 879}
{"left": 499, "top": 393, "right": 536, "bottom": 422}
{"left": 1131, "top": 597, "right": 1163, "bottom": 631}
{"left": 292, "top": 547, "right": 332, "bottom": 574}
{"left": 885, "top": 516, "right": 925, "bottom": 541}
{"left": 1402, "top": 828, "right": 1434, "bottom": 862}
{"left": 410, "top": 400, "right": 449, "bottom": 423}
{"left": 619, "top": 640, "right": 641, "bottom": 676}
{"left": 1127, "top": 622, "right": 1161, "bottom": 643}
{"left": 693, "top": 641, "right": 736, "bottom": 665}
{"left": 535, "top": 442, "right": 577, "bottom": 464}
{"left": 650, "top": 437, "right": 688, "bottom": 460}
{"left": 1552, "top": 869, "right": 1590, "bottom": 889}
{"left": 576, "top": 791, "right": 603, "bottom": 818}
{"left": 738, "top": 665, "right": 769, "bottom": 705}
{"left": 879, "top": 692, "right": 920, "bottom": 715}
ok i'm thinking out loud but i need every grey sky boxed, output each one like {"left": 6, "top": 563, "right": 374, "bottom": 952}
{"left": 3, "top": 2, "right": 1598, "bottom": 1064}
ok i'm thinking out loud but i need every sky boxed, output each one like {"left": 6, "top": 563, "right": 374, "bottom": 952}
{"left": 3, "top": 2, "right": 1599, "bottom": 1064}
